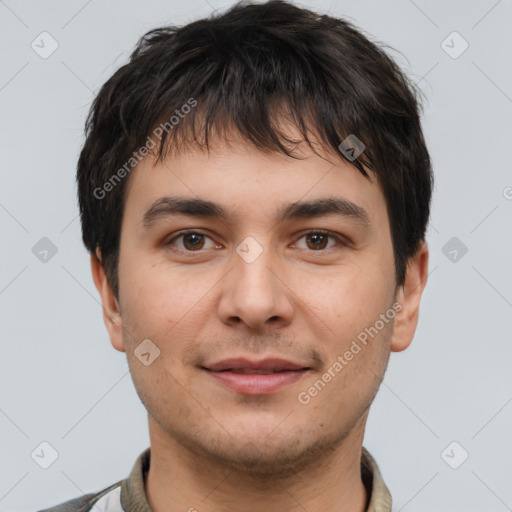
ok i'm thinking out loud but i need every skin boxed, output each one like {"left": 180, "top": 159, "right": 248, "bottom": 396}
{"left": 91, "top": 127, "right": 429, "bottom": 512}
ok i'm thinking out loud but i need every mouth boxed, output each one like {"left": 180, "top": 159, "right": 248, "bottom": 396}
{"left": 200, "top": 357, "right": 312, "bottom": 395}
{"left": 210, "top": 368, "right": 304, "bottom": 374}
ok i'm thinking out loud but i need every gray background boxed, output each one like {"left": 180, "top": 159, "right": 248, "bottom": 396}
{"left": 1, "top": 0, "right": 511, "bottom": 511}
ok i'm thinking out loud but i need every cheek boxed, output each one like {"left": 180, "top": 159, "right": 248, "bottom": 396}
{"left": 119, "top": 258, "right": 194, "bottom": 331}
{"left": 119, "top": 265, "right": 217, "bottom": 371}
{"left": 298, "top": 267, "right": 391, "bottom": 337}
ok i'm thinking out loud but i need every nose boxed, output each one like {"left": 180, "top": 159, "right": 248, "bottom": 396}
{"left": 217, "top": 239, "right": 294, "bottom": 331}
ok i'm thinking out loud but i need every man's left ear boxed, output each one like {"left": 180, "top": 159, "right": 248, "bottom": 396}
{"left": 391, "top": 241, "right": 429, "bottom": 352}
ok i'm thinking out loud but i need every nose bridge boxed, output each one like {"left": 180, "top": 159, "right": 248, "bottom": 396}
{"left": 236, "top": 237, "right": 277, "bottom": 293}
{"left": 218, "top": 235, "right": 293, "bottom": 329}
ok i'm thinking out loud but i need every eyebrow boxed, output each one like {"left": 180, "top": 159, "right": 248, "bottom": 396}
{"left": 141, "top": 196, "right": 371, "bottom": 228}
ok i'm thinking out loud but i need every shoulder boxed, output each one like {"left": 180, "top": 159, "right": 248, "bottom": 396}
{"left": 36, "top": 481, "right": 123, "bottom": 512}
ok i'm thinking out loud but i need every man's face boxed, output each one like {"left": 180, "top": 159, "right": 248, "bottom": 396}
{"left": 95, "top": 132, "right": 415, "bottom": 476}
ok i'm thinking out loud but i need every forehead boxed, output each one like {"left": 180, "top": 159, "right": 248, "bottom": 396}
{"left": 121, "top": 127, "right": 386, "bottom": 230}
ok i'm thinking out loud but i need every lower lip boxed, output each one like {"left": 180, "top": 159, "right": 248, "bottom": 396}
{"left": 203, "top": 369, "right": 309, "bottom": 395}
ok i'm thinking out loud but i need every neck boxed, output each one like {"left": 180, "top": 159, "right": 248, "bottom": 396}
{"left": 145, "top": 416, "right": 370, "bottom": 512}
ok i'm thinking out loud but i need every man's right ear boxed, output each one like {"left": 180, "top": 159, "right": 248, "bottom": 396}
{"left": 90, "top": 248, "right": 126, "bottom": 352}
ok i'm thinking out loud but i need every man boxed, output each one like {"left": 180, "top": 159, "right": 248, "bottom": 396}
{"left": 40, "top": 0, "right": 432, "bottom": 510}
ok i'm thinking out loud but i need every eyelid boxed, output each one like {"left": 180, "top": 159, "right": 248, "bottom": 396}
{"left": 165, "top": 229, "right": 219, "bottom": 250}
{"left": 165, "top": 229, "right": 350, "bottom": 253}
{"left": 290, "top": 229, "right": 350, "bottom": 250}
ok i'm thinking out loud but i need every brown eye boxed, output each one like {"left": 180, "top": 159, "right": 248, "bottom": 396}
{"left": 305, "top": 232, "right": 329, "bottom": 250}
{"left": 166, "top": 231, "right": 216, "bottom": 252}
{"left": 293, "top": 230, "right": 345, "bottom": 251}
{"left": 181, "top": 233, "right": 205, "bottom": 251}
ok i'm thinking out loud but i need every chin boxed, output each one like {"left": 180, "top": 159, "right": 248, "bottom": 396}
{"left": 204, "top": 432, "right": 341, "bottom": 480}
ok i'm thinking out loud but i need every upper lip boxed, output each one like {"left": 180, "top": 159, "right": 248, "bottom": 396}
{"left": 203, "top": 357, "right": 311, "bottom": 372}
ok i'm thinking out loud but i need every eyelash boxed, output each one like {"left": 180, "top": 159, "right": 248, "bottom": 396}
{"left": 165, "top": 229, "right": 349, "bottom": 254}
